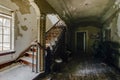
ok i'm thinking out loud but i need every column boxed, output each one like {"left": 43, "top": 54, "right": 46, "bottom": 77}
{"left": 39, "top": 14, "right": 46, "bottom": 72}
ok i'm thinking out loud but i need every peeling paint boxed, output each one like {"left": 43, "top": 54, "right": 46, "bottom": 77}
{"left": 11, "top": 0, "right": 31, "bottom": 14}
{"left": 15, "top": 13, "right": 23, "bottom": 40}
{"left": 17, "top": 27, "right": 23, "bottom": 37}
{"left": 24, "top": 18, "right": 27, "bottom": 21}
{"left": 21, "top": 25, "right": 28, "bottom": 31}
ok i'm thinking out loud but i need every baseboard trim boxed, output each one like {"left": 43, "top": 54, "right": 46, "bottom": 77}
{"left": 0, "top": 61, "right": 14, "bottom": 69}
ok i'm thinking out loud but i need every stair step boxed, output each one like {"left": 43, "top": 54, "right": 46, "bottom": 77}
{"left": 30, "top": 46, "right": 38, "bottom": 52}
{"left": 26, "top": 51, "right": 36, "bottom": 55}
{"left": 26, "top": 52, "right": 37, "bottom": 58}
{"left": 20, "top": 57, "right": 36, "bottom": 66}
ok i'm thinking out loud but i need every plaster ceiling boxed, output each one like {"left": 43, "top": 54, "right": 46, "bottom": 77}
{"left": 46, "top": 0, "right": 115, "bottom": 25}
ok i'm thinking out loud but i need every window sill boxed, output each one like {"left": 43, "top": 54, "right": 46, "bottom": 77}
{"left": 0, "top": 50, "right": 16, "bottom": 56}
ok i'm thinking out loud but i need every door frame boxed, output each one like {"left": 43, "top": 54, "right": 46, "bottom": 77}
{"left": 75, "top": 30, "right": 88, "bottom": 54}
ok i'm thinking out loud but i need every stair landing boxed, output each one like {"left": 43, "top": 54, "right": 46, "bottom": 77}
{"left": 0, "top": 63, "right": 40, "bottom": 80}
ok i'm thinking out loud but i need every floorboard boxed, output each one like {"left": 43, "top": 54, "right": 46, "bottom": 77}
{"left": 40, "top": 56, "right": 120, "bottom": 80}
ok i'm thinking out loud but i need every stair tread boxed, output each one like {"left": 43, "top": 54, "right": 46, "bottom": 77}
{"left": 20, "top": 57, "right": 36, "bottom": 64}
{"left": 26, "top": 51, "right": 37, "bottom": 55}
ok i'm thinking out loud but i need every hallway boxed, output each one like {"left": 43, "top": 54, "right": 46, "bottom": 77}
{"left": 39, "top": 55, "right": 120, "bottom": 80}
{"left": 1, "top": 0, "right": 120, "bottom": 80}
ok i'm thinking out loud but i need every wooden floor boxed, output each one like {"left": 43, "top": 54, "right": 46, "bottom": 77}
{"left": 40, "top": 55, "right": 120, "bottom": 80}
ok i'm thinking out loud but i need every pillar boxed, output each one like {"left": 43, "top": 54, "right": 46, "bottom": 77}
{"left": 39, "top": 14, "right": 46, "bottom": 72}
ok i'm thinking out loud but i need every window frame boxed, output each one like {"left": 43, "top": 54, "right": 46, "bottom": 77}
{"left": 0, "top": 13, "right": 14, "bottom": 53}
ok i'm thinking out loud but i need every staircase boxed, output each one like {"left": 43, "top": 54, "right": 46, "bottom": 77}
{"left": 0, "top": 18, "right": 66, "bottom": 80}
{"left": 0, "top": 22, "right": 66, "bottom": 80}
{"left": 46, "top": 26, "right": 63, "bottom": 46}
{"left": 18, "top": 23, "right": 65, "bottom": 73}
{"left": 17, "top": 43, "right": 39, "bottom": 73}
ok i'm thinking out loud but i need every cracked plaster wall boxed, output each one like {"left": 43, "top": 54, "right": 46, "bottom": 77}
{"left": 0, "top": 0, "right": 38, "bottom": 64}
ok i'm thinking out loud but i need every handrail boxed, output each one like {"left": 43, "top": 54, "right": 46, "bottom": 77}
{"left": 36, "top": 42, "right": 46, "bottom": 50}
{"left": 31, "top": 42, "right": 46, "bottom": 73}
{"left": 31, "top": 25, "right": 66, "bottom": 72}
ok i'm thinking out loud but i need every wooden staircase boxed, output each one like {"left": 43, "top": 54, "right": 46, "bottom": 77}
{"left": 18, "top": 44, "right": 38, "bottom": 72}
{"left": 18, "top": 24, "right": 65, "bottom": 73}
{"left": 46, "top": 26, "right": 63, "bottom": 45}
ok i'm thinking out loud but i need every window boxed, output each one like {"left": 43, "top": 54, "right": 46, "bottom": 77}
{"left": 0, "top": 13, "right": 14, "bottom": 52}
{"left": 47, "top": 14, "right": 59, "bottom": 24}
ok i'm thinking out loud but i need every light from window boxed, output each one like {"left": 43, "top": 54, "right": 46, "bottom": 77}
{"left": 47, "top": 14, "right": 59, "bottom": 25}
{"left": 0, "top": 14, "right": 13, "bottom": 51}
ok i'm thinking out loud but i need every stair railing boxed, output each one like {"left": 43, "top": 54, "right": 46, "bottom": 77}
{"left": 31, "top": 43, "right": 38, "bottom": 73}
{"left": 31, "top": 42, "right": 46, "bottom": 73}
{"left": 31, "top": 26, "right": 66, "bottom": 73}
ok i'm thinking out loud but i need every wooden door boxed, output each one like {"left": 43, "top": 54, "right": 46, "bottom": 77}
{"left": 76, "top": 32, "right": 86, "bottom": 54}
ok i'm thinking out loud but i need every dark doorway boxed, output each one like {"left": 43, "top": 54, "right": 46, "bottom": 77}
{"left": 76, "top": 32, "right": 86, "bottom": 55}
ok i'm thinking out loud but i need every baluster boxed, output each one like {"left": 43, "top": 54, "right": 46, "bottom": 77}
{"left": 36, "top": 46, "right": 38, "bottom": 73}
{"left": 32, "top": 45, "right": 35, "bottom": 72}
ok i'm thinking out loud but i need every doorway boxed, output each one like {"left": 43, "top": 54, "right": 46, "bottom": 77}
{"left": 76, "top": 32, "right": 87, "bottom": 55}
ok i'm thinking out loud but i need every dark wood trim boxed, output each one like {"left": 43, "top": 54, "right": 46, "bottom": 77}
{"left": 0, "top": 50, "right": 15, "bottom": 56}
{"left": 0, "top": 61, "right": 14, "bottom": 69}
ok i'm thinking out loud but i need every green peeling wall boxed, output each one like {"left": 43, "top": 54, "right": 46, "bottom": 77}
{"left": 102, "top": 2, "right": 120, "bottom": 68}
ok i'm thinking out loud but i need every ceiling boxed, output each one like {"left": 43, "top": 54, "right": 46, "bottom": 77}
{"left": 46, "top": 0, "right": 115, "bottom": 25}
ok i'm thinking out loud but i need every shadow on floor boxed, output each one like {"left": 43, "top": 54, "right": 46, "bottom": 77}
{"left": 34, "top": 54, "right": 120, "bottom": 80}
